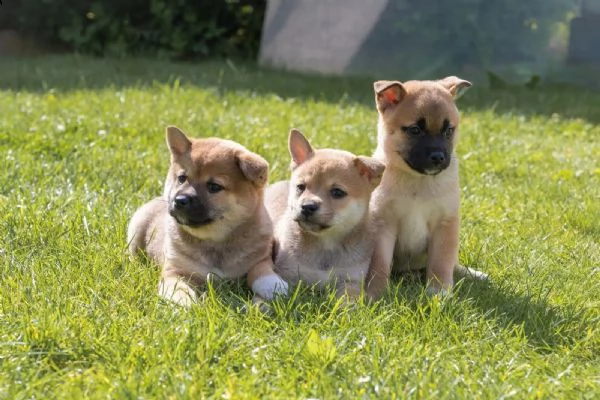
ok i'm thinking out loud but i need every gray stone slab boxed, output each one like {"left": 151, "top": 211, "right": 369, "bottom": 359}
{"left": 259, "top": 0, "right": 388, "bottom": 74}
{"left": 259, "top": 0, "right": 582, "bottom": 80}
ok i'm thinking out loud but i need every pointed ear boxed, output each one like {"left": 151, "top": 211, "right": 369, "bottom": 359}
{"left": 236, "top": 150, "right": 269, "bottom": 187}
{"left": 374, "top": 80, "right": 407, "bottom": 113}
{"left": 288, "top": 129, "right": 314, "bottom": 169}
{"left": 166, "top": 126, "right": 192, "bottom": 156}
{"left": 354, "top": 156, "right": 386, "bottom": 189}
{"left": 437, "top": 76, "right": 472, "bottom": 99}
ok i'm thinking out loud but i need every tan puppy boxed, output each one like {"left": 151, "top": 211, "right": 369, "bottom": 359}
{"left": 266, "top": 129, "right": 385, "bottom": 298}
{"left": 367, "top": 76, "right": 487, "bottom": 297}
{"left": 127, "top": 126, "right": 288, "bottom": 306}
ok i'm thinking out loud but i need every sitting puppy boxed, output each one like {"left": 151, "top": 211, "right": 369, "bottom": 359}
{"left": 367, "top": 76, "right": 487, "bottom": 297}
{"left": 265, "top": 129, "right": 385, "bottom": 299}
{"left": 127, "top": 126, "right": 288, "bottom": 306}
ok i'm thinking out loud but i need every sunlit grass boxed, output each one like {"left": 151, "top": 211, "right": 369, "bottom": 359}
{"left": 0, "top": 56, "right": 598, "bottom": 399}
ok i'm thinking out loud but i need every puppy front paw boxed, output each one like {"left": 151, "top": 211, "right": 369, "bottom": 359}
{"left": 251, "top": 274, "right": 289, "bottom": 300}
{"left": 159, "top": 277, "right": 198, "bottom": 307}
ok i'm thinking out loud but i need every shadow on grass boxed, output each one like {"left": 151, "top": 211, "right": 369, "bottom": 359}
{"left": 163, "top": 265, "right": 587, "bottom": 352}
{"left": 370, "top": 267, "right": 587, "bottom": 351}
{"left": 138, "top": 259, "right": 590, "bottom": 355}
{"left": 2, "top": 55, "right": 600, "bottom": 124}
{"left": 447, "top": 273, "right": 585, "bottom": 351}
{"left": 0, "top": 55, "right": 374, "bottom": 106}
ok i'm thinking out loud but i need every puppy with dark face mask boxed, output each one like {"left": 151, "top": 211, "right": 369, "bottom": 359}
{"left": 266, "top": 129, "right": 384, "bottom": 299}
{"left": 367, "top": 77, "right": 487, "bottom": 297}
{"left": 127, "top": 126, "right": 288, "bottom": 306}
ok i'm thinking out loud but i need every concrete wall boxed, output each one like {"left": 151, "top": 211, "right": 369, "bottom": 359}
{"left": 259, "top": 0, "right": 583, "bottom": 81}
{"left": 259, "top": 0, "right": 388, "bottom": 75}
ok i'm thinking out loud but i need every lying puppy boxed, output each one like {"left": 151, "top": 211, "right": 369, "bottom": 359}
{"left": 367, "top": 76, "right": 487, "bottom": 297}
{"left": 127, "top": 126, "right": 288, "bottom": 306}
{"left": 266, "top": 129, "right": 385, "bottom": 299}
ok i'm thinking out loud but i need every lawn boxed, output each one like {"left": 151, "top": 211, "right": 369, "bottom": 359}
{"left": 0, "top": 56, "right": 598, "bottom": 399}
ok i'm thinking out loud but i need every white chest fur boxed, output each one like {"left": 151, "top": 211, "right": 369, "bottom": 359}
{"left": 372, "top": 163, "right": 459, "bottom": 258}
{"left": 394, "top": 194, "right": 437, "bottom": 254}
{"left": 274, "top": 217, "right": 371, "bottom": 287}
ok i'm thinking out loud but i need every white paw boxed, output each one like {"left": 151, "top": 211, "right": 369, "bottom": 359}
{"left": 159, "top": 279, "right": 197, "bottom": 307}
{"left": 251, "top": 274, "right": 289, "bottom": 300}
{"left": 468, "top": 268, "right": 489, "bottom": 281}
{"left": 455, "top": 265, "right": 489, "bottom": 281}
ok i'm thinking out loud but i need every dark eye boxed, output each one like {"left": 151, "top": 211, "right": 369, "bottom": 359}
{"left": 330, "top": 188, "right": 347, "bottom": 199}
{"left": 296, "top": 183, "right": 306, "bottom": 194}
{"left": 443, "top": 127, "right": 455, "bottom": 139}
{"left": 207, "top": 181, "right": 224, "bottom": 193}
{"left": 407, "top": 125, "right": 422, "bottom": 136}
{"left": 177, "top": 174, "right": 187, "bottom": 184}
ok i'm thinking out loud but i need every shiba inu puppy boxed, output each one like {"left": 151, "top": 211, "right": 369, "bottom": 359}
{"left": 367, "top": 76, "right": 487, "bottom": 297}
{"left": 127, "top": 126, "right": 288, "bottom": 306}
{"left": 266, "top": 129, "right": 385, "bottom": 299}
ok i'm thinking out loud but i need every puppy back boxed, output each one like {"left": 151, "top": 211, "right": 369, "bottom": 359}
{"left": 264, "top": 180, "right": 289, "bottom": 224}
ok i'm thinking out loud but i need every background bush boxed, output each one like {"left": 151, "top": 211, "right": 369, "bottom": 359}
{"left": 0, "top": 0, "right": 576, "bottom": 68}
{"left": 0, "top": 0, "right": 266, "bottom": 59}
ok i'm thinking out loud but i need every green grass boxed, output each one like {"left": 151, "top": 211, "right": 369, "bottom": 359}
{"left": 0, "top": 55, "right": 599, "bottom": 399}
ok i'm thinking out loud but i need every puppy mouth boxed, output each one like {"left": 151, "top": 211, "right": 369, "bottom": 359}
{"left": 181, "top": 217, "right": 214, "bottom": 227}
{"left": 169, "top": 210, "right": 215, "bottom": 227}
{"left": 294, "top": 217, "right": 331, "bottom": 232}
{"left": 397, "top": 152, "right": 444, "bottom": 176}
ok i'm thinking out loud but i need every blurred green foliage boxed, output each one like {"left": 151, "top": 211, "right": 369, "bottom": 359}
{"left": 0, "top": 0, "right": 577, "bottom": 66}
{"left": 0, "top": 0, "right": 266, "bottom": 59}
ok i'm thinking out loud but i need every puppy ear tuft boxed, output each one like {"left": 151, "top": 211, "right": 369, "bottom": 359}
{"left": 374, "top": 80, "right": 406, "bottom": 113}
{"left": 166, "top": 126, "right": 192, "bottom": 156}
{"left": 355, "top": 156, "right": 386, "bottom": 189}
{"left": 237, "top": 151, "right": 269, "bottom": 187}
{"left": 288, "top": 129, "right": 314, "bottom": 169}
{"left": 437, "top": 76, "right": 472, "bottom": 99}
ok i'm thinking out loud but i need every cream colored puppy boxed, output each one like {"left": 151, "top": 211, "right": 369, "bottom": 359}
{"left": 367, "top": 77, "right": 487, "bottom": 297}
{"left": 127, "top": 126, "right": 288, "bottom": 306}
{"left": 266, "top": 129, "right": 385, "bottom": 299}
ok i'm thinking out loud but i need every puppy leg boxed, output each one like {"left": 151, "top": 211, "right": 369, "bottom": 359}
{"left": 247, "top": 259, "right": 288, "bottom": 301}
{"left": 365, "top": 225, "right": 397, "bottom": 299}
{"left": 426, "top": 217, "right": 459, "bottom": 295}
{"left": 159, "top": 273, "right": 198, "bottom": 307}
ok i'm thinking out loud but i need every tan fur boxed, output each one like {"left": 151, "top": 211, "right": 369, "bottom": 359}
{"left": 367, "top": 77, "right": 486, "bottom": 297}
{"left": 127, "top": 126, "right": 287, "bottom": 306}
{"left": 266, "top": 129, "right": 384, "bottom": 299}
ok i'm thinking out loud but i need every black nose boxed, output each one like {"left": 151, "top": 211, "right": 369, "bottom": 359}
{"left": 174, "top": 194, "right": 192, "bottom": 209}
{"left": 301, "top": 202, "right": 320, "bottom": 216}
{"left": 429, "top": 151, "right": 446, "bottom": 165}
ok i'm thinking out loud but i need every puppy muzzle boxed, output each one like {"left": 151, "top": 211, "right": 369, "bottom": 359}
{"left": 401, "top": 150, "right": 450, "bottom": 176}
{"left": 293, "top": 214, "right": 330, "bottom": 232}
{"left": 169, "top": 194, "right": 214, "bottom": 226}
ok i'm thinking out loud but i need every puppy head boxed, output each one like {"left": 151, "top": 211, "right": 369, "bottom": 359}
{"left": 164, "top": 126, "right": 268, "bottom": 240}
{"left": 374, "top": 76, "right": 471, "bottom": 176}
{"left": 287, "top": 129, "right": 384, "bottom": 238}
